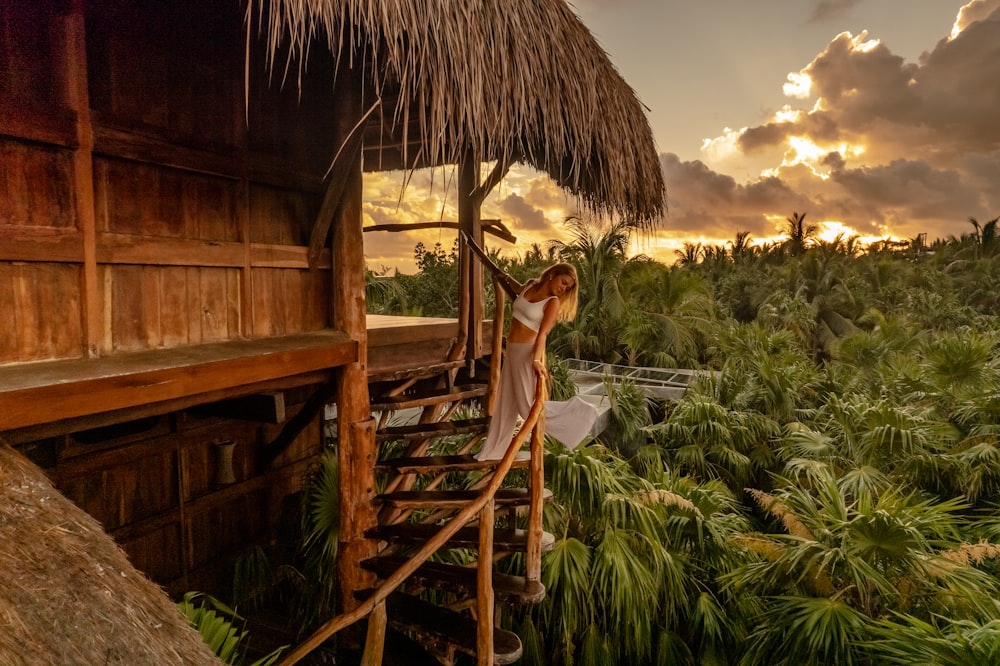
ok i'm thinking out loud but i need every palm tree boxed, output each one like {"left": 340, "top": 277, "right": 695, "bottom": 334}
{"left": 674, "top": 241, "right": 703, "bottom": 266}
{"left": 728, "top": 230, "right": 755, "bottom": 262}
{"left": 783, "top": 211, "right": 818, "bottom": 256}
{"left": 514, "top": 444, "right": 751, "bottom": 666}
{"left": 618, "top": 259, "right": 716, "bottom": 368}
{"left": 549, "top": 217, "right": 632, "bottom": 362}
{"left": 727, "top": 468, "right": 1000, "bottom": 666}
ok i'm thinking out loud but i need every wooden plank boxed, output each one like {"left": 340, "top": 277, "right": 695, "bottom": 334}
{"left": 199, "top": 266, "right": 230, "bottom": 342}
{"left": 0, "top": 330, "right": 357, "bottom": 430}
{"left": 366, "top": 525, "right": 555, "bottom": 553}
{"left": 370, "top": 384, "right": 487, "bottom": 412}
{"left": 0, "top": 264, "right": 19, "bottom": 362}
{"left": 373, "top": 488, "right": 551, "bottom": 510}
{"left": 376, "top": 417, "right": 489, "bottom": 443}
{"left": 0, "top": 103, "right": 77, "bottom": 147}
{"left": 160, "top": 264, "right": 191, "bottom": 346}
{"left": 361, "top": 557, "right": 545, "bottom": 605}
{"left": 93, "top": 123, "right": 240, "bottom": 180}
{"left": 0, "top": 138, "right": 76, "bottom": 229}
{"left": 96, "top": 233, "right": 245, "bottom": 267}
{"left": 0, "top": 229, "right": 84, "bottom": 262}
{"left": 374, "top": 452, "right": 530, "bottom": 475}
{"left": 3, "top": 369, "right": 333, "bottom": 445}
{"left": 250, "top": 243, "right": 331, "bottom": 269}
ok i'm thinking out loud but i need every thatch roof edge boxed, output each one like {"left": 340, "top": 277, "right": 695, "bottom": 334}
{"left": 0, "top": 446, "right": 222, "bottom": 665}
{"left": 252, "top": 0, "right": 665, "bottom": 225}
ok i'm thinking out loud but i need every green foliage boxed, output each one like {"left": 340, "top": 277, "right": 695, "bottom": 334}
{"left": 178, "top": 592, "right": 284, "bottom": 665}
{"left": 369, "top": 220, "right": 1000, "bottom": 664}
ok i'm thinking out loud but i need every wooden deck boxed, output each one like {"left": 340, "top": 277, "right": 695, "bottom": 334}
{"left": 1, "top": 316, "right": 488, "bottom": 441}
{"left": 367, "top": 314, "right": 494, "bottom": 377}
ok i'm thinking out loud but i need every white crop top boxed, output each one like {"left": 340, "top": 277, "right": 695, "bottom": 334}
{"left": 511, "top": 287, "right": 557, "bottom": 333}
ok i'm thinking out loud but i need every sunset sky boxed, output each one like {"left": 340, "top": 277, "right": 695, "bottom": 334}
{"left": 362, "top": 0, "right": 1000, "bottom": 273}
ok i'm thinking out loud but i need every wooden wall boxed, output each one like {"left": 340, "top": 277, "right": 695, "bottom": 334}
{"left": 0, "top": 0, "right": 340, "bottom": 364}
{"left": 1, "top": 0, "right": 355, "bottom": 595}
{"left": 19, "top": 385, "right": 322, "bottom": 596}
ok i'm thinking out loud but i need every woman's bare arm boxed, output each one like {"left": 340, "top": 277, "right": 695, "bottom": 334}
{"left": 530, "top": 298, "right": 561, "bottom": 376}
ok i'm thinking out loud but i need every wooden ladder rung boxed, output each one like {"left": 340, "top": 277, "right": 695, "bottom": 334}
{"left": 367, "top": 360, "right": 466, "bottom": 383}
{"left": 375, "top": 417, "right": 489, "bottom": 443}
{"left": 374, "top": 487, "right": 552, "bottom": 510}
{"left": 374, "top": 451, "right": 530, "bottom": 475}
{"left": 361, "top": 556, "right": 546, "bottom": 605}
{"left": 371, "top": 384, "right": 487, "bottom": 412}
{"left": 366, "top": 524, "right": 555, "bottom": 553}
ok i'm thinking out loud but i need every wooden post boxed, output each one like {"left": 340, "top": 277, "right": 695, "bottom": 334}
{"left": 63, "top": 0, "right": 100, "bottom": 357}
{"left": 360, "top": 600, "right": 387, "bottom": 666}
{"left": 477, "top": 499, "right": 495, "bottom": 666}
{"left": 526, "top": 381, "right": 546, "bottom": 584}
{"left": 488, "top": 277, "right": 506, "bottom": 416}
{"left": 458, "top": 148, "right": 483, "bottom": 362}
{"left": 333, "top": 66, "right": 377, "bottom": 617}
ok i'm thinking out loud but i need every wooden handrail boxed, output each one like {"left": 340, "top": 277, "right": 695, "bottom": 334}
{"left": 277, "top": 373, "right": 548, "bottom": 666}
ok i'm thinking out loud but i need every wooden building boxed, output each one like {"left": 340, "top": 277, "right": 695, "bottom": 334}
{"left": 0, "top": 0, "right": 663, "bottom": 662}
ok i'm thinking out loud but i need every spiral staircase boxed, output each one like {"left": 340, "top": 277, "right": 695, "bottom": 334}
{"left": 278, "top": 284, "right": 552, "bottom": 665}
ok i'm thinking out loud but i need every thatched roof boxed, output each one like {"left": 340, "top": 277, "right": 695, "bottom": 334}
{"left": 252, "top": 0, "right": 665, "bottom": 225}
{"left": 0, "top": 446, "right": 222, "bottom": 666}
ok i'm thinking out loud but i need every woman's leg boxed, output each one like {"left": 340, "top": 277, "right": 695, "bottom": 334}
{"left": 475, "top": 343, "right": 535, "bottom": 460}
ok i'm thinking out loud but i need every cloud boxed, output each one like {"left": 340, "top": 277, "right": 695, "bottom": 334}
{"left": 696, "top": 1, "right": 1000, "bottom": 248}
{"left": 659, "top": 153, "right": 813, "bottom": 240}
{"left": 952, "top": 0, "right": 1000, "bottom": 37}
{"left": 496, "top": 193, "right": 548, "bottom": 232}
{"left": 808, "top": 0, "right": 863, "bottom": 23}
{"left": 365, "top": 1, "right": 1000, "bottom": 272}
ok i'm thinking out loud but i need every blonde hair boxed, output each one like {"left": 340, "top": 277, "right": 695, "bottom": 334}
{"left": 531, "top": 262, "right": 579, "bottom": 322}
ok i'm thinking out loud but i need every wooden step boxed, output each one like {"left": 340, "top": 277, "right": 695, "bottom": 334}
{"left": 376, "top": 416, "right": 489, "bottom": 443}
{"left": 367, "top": 524, "right": 556, "bottom": 553}
{"left": 385, "top": 592, "right": 523, "bottom": 665}
{"left": 371, "top": 383, "right": 488, "bottom": 412}
{"left": 368, "top": 360, "right": 465, "bottom": 383}
{"left": 362, "top": 556, "right": 546, "bottom": 605}
{"left": 375, "top": 487, "right": 553, "bottom": 510}
{"left": 339, "top": 626, "right": 446, "bottom": 666}
{"left": 375, "top": 451, "right": 530, "bottom": 475}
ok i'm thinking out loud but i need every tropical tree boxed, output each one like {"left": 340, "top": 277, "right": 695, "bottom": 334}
{"left": 618, "top": 258, "right": 717, "bottom": 367}
{"left": 726, "top": 469, "right": 1000, "bottom": 666}
{"left": 782, "top": 211, "right": 818, "bottom": 257}
{"left": 548, "top": 217, "right": 632, "bottom": 362}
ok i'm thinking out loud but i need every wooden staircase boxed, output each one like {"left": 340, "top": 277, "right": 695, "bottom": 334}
{"left": 278, "top": 354, "right": 552, "bottom": 665}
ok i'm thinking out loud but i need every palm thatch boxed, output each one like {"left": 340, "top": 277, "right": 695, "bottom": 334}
{"left": 0, "top": 445, "right": 221, "bottom": 666}
{"left": 251, "top": 0, "right": 665, "bottom": 225}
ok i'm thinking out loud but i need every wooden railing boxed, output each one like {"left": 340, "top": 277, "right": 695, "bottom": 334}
{"left": 277, "top": 372, "right": 547, "bottom": 666}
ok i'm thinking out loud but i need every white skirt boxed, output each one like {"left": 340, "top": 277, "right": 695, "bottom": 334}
{"left": 475, "top": 343, "right": 598, "bottom": 460}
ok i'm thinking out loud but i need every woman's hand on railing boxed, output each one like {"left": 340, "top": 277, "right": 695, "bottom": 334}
{"left": 531, "top": 358, "right": 548, "bottom": 378}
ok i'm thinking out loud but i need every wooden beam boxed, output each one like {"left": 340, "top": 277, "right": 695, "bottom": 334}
{"left": 0, "top": 331, "right": 356, "bottom": 431}
{"left": 458, "top": 149, "right": 483, "bottom": 360}
{"left": 0, "top": 103, "right": 76, "bottom": 147}
{"left": 0, "top": 229, "right": 85, "bottom": 263}
{"left": 3, "top": 369, "right": 334, "bottom": 445}
{"left": 260, "top": 380, "right": 336, "bottom": 467}
{"left": 307, "top": 99, "right": 381, "bottom": 269}
{"left": 332, "top": 65, "right": 378, "bottom": 618}
{"left": 63, "top": 1, "right": 100, "bottom": 358}
{"left": 363, "top": 220, "right": 516, "bottom": 245}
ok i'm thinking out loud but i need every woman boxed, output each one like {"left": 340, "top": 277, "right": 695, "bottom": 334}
{"left": 463, "top": 232, "right": 598, "bottom": 461}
